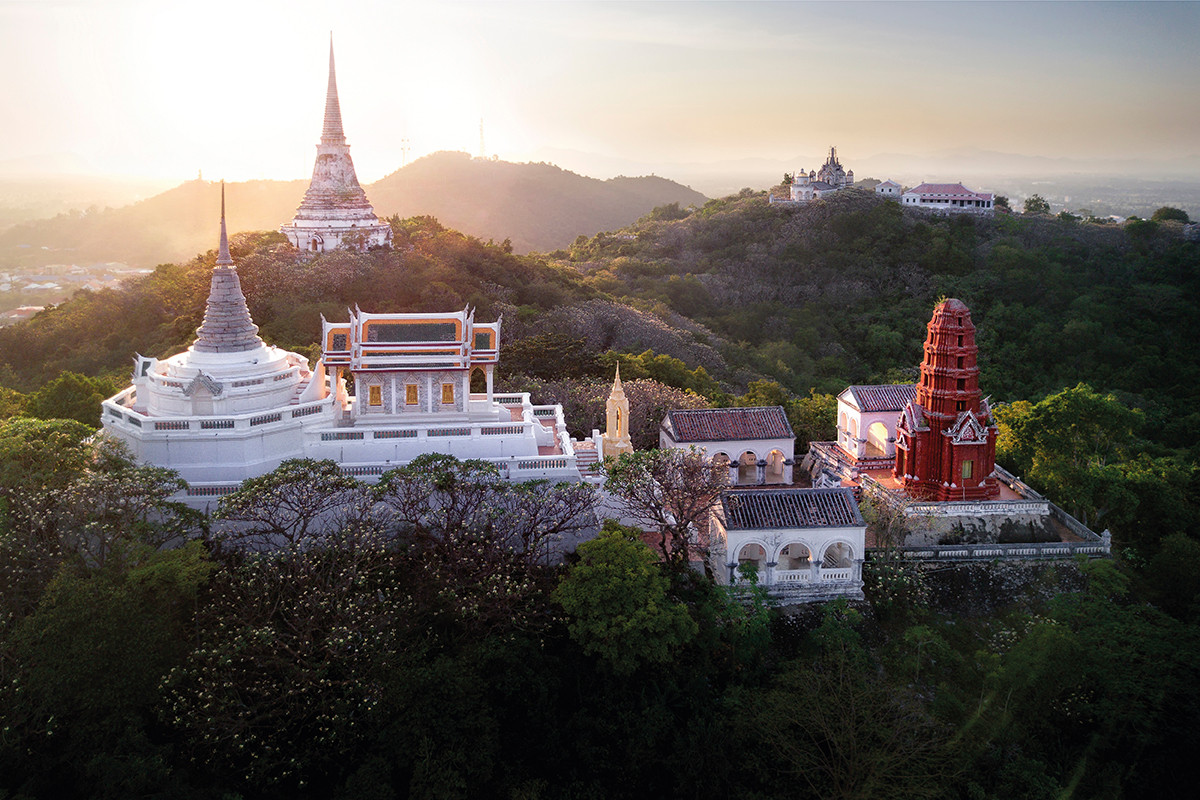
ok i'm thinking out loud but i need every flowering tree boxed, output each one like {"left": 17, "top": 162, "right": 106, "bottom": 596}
{"left": 375, "top": 453, "right": 597, "bottom": 567}
{"left": 602, "top": 447, "right": 725, "bottom": 569}
{"left": 162, "top": 528, "right": 401, "bottom": 790}
{"left": 211, "top": 459, "right": 378, "bottom": 550}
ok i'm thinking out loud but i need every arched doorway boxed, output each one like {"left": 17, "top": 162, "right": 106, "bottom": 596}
{"left": 822, "top": 542, "right": 855, "bottom": 580}
{"left": 765, "top": 449, "right": 788, "bottom": 484}
{"left": 737, "top": 451, "right": 759, "bottom": 485}
{"left": 711, "top": 452, "right": 732, "bottom": 484}
{"left": 775, "top": 542, "right": 811, "bottom": 584}
{"left": 736, "top": 542, "right": 767, "bottom": 584}
{"left": 866, "top": 421, "right": 890, "bottom": 457}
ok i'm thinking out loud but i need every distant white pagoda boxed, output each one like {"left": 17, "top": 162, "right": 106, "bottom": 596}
{"left": 280, "top": 38, "right": 392, "bottom": 253}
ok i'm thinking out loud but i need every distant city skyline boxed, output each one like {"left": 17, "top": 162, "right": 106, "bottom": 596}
{"left": 1, "top": 0, "right": 1197, "bottom": 184}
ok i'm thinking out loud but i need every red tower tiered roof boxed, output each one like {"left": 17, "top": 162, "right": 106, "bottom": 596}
{"left": 893, "top": 299, "right": 999, "bottom": 500}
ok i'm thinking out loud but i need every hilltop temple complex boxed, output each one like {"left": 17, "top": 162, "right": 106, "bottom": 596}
{"left": 280, "top": 40, "right": 392, "bottom": 253}
{"left": 103, "top": 192, "right": 582, "bottom": 505}
{"left": 805, "top": 298, "right": 1108, "bottom": 556}
{"left": 785, "top": 146, "right": 855, "bottom": 204}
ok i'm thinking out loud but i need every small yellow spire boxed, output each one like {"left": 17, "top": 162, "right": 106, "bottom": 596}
{"left": 602, "top": 364, "right": 633, "bottom": 457}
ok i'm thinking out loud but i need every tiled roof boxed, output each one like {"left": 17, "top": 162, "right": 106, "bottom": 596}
{"left": 721, "top": 487, "right": 864, "bottom": 530}
{"left": 843, "top": 384, "right": 917, "bottom": 413}
{"left": 664, "top": 406, "right": 793, "bottom": 443}
{"left": 904, "top": 183, "right": 994, "bottom": 201}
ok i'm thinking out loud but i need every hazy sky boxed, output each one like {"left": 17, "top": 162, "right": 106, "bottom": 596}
{"left": 1, "top": 0, "right": 1197, "bottom": 182}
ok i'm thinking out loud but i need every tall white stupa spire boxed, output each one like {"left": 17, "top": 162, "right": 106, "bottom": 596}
{"left": 280, "top": 36, "right": 392, "bottom": 254}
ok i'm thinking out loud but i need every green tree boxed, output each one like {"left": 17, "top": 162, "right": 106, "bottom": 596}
{"left": 994, "top": 384, "right": 1141, "bottom": 527}
{"left": 24, "top": 371, "right": 117, "bottom": 427}
{"left": 734, "top": 602, "right": 953, "bottom": 800}
{"left": 553, "top": 520, "right": 697, "bottom": 674}
{"left": 787, "top": 389, "right": 837, "bottom": 453}
{"left": 163, "top": 530, "right": 402, "bottom": 791}
{"left": 1023, "top": 194, "right": 1051, "bottom": 215}
{"left": 1151, "top": 206, "right": 1189, "bottom": 223}
{"left": 734, "top": 378, "right": 789, "bottom": 408}
{"left": 1, "top": 543, "right": 214, "bottom": 798}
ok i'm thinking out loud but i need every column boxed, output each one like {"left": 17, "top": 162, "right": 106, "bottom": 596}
{"left": 728, "top": 464, "right": 739, "bottom": 485}
{"left": 784, "top": 459, "right": 794, "bottom": 484}
{"left": 486, "top": 366, "right": 494, "bottom": 403}
{"left": 765, "top": 561, "right": 777, "bottom": 588}
{"left": 755, "top": 459, "right": 766, "bottom": 485}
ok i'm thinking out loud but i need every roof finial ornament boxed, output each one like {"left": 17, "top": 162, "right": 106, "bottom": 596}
{"left": 217, "top": 180, "right": 233, "bottom": 266}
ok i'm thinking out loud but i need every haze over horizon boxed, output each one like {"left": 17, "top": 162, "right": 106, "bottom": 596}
{"left": 2, "top": 0, "right": 1198, "bottom": 189}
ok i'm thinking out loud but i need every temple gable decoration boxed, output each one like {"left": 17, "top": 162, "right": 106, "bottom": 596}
{"left": 947, "top": 410, "right": 988, "bottom": 445}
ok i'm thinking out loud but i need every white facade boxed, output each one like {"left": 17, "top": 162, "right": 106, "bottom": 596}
{"left": 901, "top": 182, "right": 994, "bottom": 215}
{"left": 835, "top": 384, "right": 916, "bottom": 462}
{"left": 660, "top": 406, "right": 794, "bottom": 485}
{"left": 103, "top": 211, "right": 582, "bottom": 509}
{"left": 876, "top": 180, "right": 902, "bottom": 197}
{"left": 711, "top": 488, "right": 866, "bottom": 603}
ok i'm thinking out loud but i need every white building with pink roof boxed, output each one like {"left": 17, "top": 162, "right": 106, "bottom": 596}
{"left": 902, "top": 182, "right": 995, "bottom": 215}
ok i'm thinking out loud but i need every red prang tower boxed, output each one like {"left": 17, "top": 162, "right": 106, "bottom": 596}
{"left": 894, "top": 298, "right": 999, "bottom": 500}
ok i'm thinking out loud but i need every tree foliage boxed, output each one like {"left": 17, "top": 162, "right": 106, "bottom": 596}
{"left": 1151, "top": 205, "right": 1189, "bottom": 223}
{"left": 602, "top": 447, "right": 725, "bottom": 567}
{"left": 553, "top": 520, "right": 697, "bottom": 674}
{"left": 1023, "top": 193, "right": 1051, "bottom": 215}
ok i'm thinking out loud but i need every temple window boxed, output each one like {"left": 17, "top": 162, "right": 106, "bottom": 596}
{"left": 957, "top": 401, "right": 966, "bottom": 412}
{"left": 368, "top": 384, "right": 382, "bottom": 407}
{"left": 962, "top": 460, "right": 974, "bottom": 480}
{"left": 406, "top": 384, "right": 418, "bottom": 405}
{"left": 441, "top": 383, "right": 455, "bottom": 404}
{"left": 957, "top": 378, "right": 965, "bottom": 390}
{"left": 957, "top": 335, "right": 963, "bottom": 346}
{"left": 957, "top": 356, "right": 964, "bottom": 368}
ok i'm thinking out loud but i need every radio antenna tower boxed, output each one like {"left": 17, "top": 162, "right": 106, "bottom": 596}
{"left": 478, "top": 118, "right": 486, "bottom": 160}
{"left": 400, "top": 137, "right": 411, "bottom": 166}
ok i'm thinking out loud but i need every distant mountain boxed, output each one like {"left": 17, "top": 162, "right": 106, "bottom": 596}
{"left": 0, "top": 153, "right": 707, "bottom": 268}
{"left": 367, "top": 151, "right": 707, "bottom": 253}
{"left": 0, "top": 179, "right": 306, "bottom": 269}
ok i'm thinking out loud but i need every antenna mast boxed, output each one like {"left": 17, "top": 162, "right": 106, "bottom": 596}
{"left": 478, "top": 118, "right": 486, "bottom": 160}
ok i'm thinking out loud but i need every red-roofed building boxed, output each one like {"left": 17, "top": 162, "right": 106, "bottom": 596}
{"left": 902, "top": 182, "right": 994, "bottom": 215}
{"left": 661, "top": 406, "right": 795, "bottom": 485}
{"left": 836, "top": 384, "right": 917, "bottom": 464}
